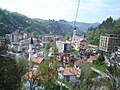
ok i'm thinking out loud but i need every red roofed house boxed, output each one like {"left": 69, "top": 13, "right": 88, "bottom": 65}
{"left": 88, "top": 44, "right": 98, "bottom": 53}
{"left": 24, "top": 69, "right": 54, "bottom": 83}
{"left": 63, "top": 68, "right": 78, "bottom": 76}
{"left": 79, "top": 40, "right": 89, "bottom": 49}
{"left": 74, "top": 60, "right": 83, "bottom": 70}
{"left": 74, "top": 60, "right": 83, "bottom": 77}
{"left": 88, "top": 55, "right": 97, "bottom": 63}
{"left": 63, "top": 68, "right": 78, "bottom": 81}
{"left": 24, "top": 70, "right": 43, "bottom": 81}
{"left": 32, "top": 56, "right": 44, "bottom": 64}
{"left": 57, "top": 53, "right": 75, "bottom": 65}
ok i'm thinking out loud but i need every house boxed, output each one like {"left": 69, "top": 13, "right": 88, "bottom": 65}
{"left": 57, "top": 53, "right": 75, "bottom": 65}
{"left": 32, "top": 56, "right": 44, "bottom": 64}
{"left": 56, "top": 41, "right": 71, "bottom": 53}
{"left": 24, "top": 70, "right": 43, "bottom": 81}
{"left": 41, "top": 35, "right": 61, "bottom": 43}
{"left": 88, "top": 44, "right": 98, "bottom": 54}
{"left": 74, "top": 60, "right": 83, "bottom": 77}
{"left": 74, "top": 60, "right": 83, "bottom": 70}
{"left": 88, "top": 55, "right": 97, "bottom": 63}
{"left": 57, "top": 67, "right": 78, "bottom": 79}
{"left": 63, "top": 68, "right": 78, "bottom": 76}
{"left": 24, "top": 69, "right": 54, "bottom": 82}
{"left": 62, "top": 67, "right": 78, "bottom": 83}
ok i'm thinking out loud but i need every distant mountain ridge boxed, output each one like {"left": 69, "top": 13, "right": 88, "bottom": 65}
{"left": 34, "top": 18, "right": 100, "bottom": 33}
{"left": 69, "top": 21, "right": 99, "bottom": 32}
{"left": 0, "top": 8, "right": 99, "bottom": 36}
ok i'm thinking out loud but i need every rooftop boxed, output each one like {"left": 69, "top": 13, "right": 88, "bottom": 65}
{"left": 63, "top": 68, "right": 78, "bottom": 76}
{"left": 74, "top": 60, "right": 83, "bottom": 67}
{"left": 32, "top": 57, "right": 44, "bottom": 64}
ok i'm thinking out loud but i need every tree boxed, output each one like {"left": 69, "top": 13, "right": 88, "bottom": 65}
{"left": 76, "top": 62, "right": 100, "bottom": 90}
{"left": 45, "top": 42, "right": 51, "bottom": 51}
{"left": 52, "top": 45, "right": 58, "bottom": 56}
{"left": 106, "top": 56, "right": 120, "bottom": 90}
{"left": 23, "top": 58, "right": 60, "bottom": 90}
{"left": 0, "top": 56, "right": 25, "bottom": 90}
{"left": 64, "top": 34, "right": 69, "bottom": 41}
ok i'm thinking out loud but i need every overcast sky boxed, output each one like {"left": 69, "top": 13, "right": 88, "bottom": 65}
{"left": 0, "top": 0, "right": 120, "bottom": 23}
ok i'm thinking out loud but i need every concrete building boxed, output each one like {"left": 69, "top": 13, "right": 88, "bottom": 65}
{"left": 99, "top": 35, "right": 120, "bottom": 52}
{"left": 56, "top": 41, "right": 71, "bottom": 53}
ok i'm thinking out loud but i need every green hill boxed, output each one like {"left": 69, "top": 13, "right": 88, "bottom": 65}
{"left": 0, "top": 8, "right": 99, "bottom": 36}
{"left": 86, "top": 17, "right": 120, "bottom": 45}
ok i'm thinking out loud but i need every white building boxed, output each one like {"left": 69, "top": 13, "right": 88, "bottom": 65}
{"left": 56, "top": 41, "right": 71, "bottom": 53}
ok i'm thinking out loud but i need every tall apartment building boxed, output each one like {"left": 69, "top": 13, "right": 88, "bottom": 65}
{"left": 99, "top": 34, "right": 120, "bottom": 52}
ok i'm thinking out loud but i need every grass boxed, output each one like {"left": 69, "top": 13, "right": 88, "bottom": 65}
{"left": 92, "top": 64, "right": 108, "bottom": 73}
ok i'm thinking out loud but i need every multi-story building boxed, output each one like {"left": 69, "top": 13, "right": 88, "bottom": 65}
{"left": 56, "top": 41, "right": 71, "bottom": 53}
{"left": 99, "top": 34, "right": 120, "bottom": 52}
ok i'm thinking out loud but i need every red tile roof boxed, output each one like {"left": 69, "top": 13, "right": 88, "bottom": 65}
{"left": 24, "top": 70, "right": 43, "bottom": 81}
{"left": 88, "top": 44, "right": 98, "bottom": 48}
{"left": 90, "top": 56, "right": 97, "bottom": 61}
{"left": 32, "top": 57, "right": 44, "bottom": 64}
{"left": 74, "top": 60, "right": 83, "bottom": 67}
{"left": 24, "top": 69, "right": 54, "bottom": 81}
{"left": 63, "top": 68, "right": 78, "bottom": 76}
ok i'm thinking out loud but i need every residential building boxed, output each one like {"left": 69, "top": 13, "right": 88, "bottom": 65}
{"left": 56, "top": 41, "right": 71, "bottom": 53}
{"left": 99, "top": 34, "right": 120, "bottom": 52}
{"left": 74, "top": 60, "right": 83, "bottom": 70}
{"left": 88, "top": 55, "right": 98, "bottom": 63}
{"left": 32, "top": 56, "right": 44, "bottom": 64}
{"left": 63, "top": 68, "right": 78, "bottom": 77}
{"left": 74, "top": 60, "right": 83, "bottom": 77}
{"left": 79, "top": 39, "right": 88, "bottom": 49}
{"left": 57, "top": 53, "right": 75, "bottom": 65}
{"left": 41, "top": 35, "right": 60, "bottom": 43}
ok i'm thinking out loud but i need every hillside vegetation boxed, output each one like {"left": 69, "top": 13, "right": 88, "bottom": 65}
{"left": 86, "top": 17, "right": 120, "bottom": 46}
{"left": 0, "top": 8, "right": 77, "bottom": 36}
{"left": 0, "top": 8, "right": 99, "bottom": 36}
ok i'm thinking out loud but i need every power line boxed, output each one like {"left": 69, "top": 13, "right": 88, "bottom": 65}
{"left": 74, "top": 0, "right": 80, "bottom": 29}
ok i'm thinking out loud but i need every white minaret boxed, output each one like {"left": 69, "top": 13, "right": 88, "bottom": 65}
{"left": 28, "top": 37, "right": 34, "bottom": 69}
{"left": 72, "top": 29, "right": 76, "bottom": 42}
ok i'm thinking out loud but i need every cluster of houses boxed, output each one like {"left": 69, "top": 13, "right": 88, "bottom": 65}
{"left": 3, "top": 30, "right": 120, "bottom": 89}
{"left": 0, "top": 30, "right": 98, "bottom": 84}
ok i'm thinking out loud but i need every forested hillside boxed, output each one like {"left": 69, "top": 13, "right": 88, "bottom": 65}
{"left": 0, "top": 8, "right": 79, "bottom": 36}
{"left": 86, "top": 17, "right": 120, "bottom": 45}
{"left": 0, "top": 8, "right": 99, "bottom": 36}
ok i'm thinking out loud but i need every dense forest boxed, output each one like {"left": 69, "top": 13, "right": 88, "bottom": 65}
{"left": 86, "top": 17, "right": 120, "bottom": 46}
